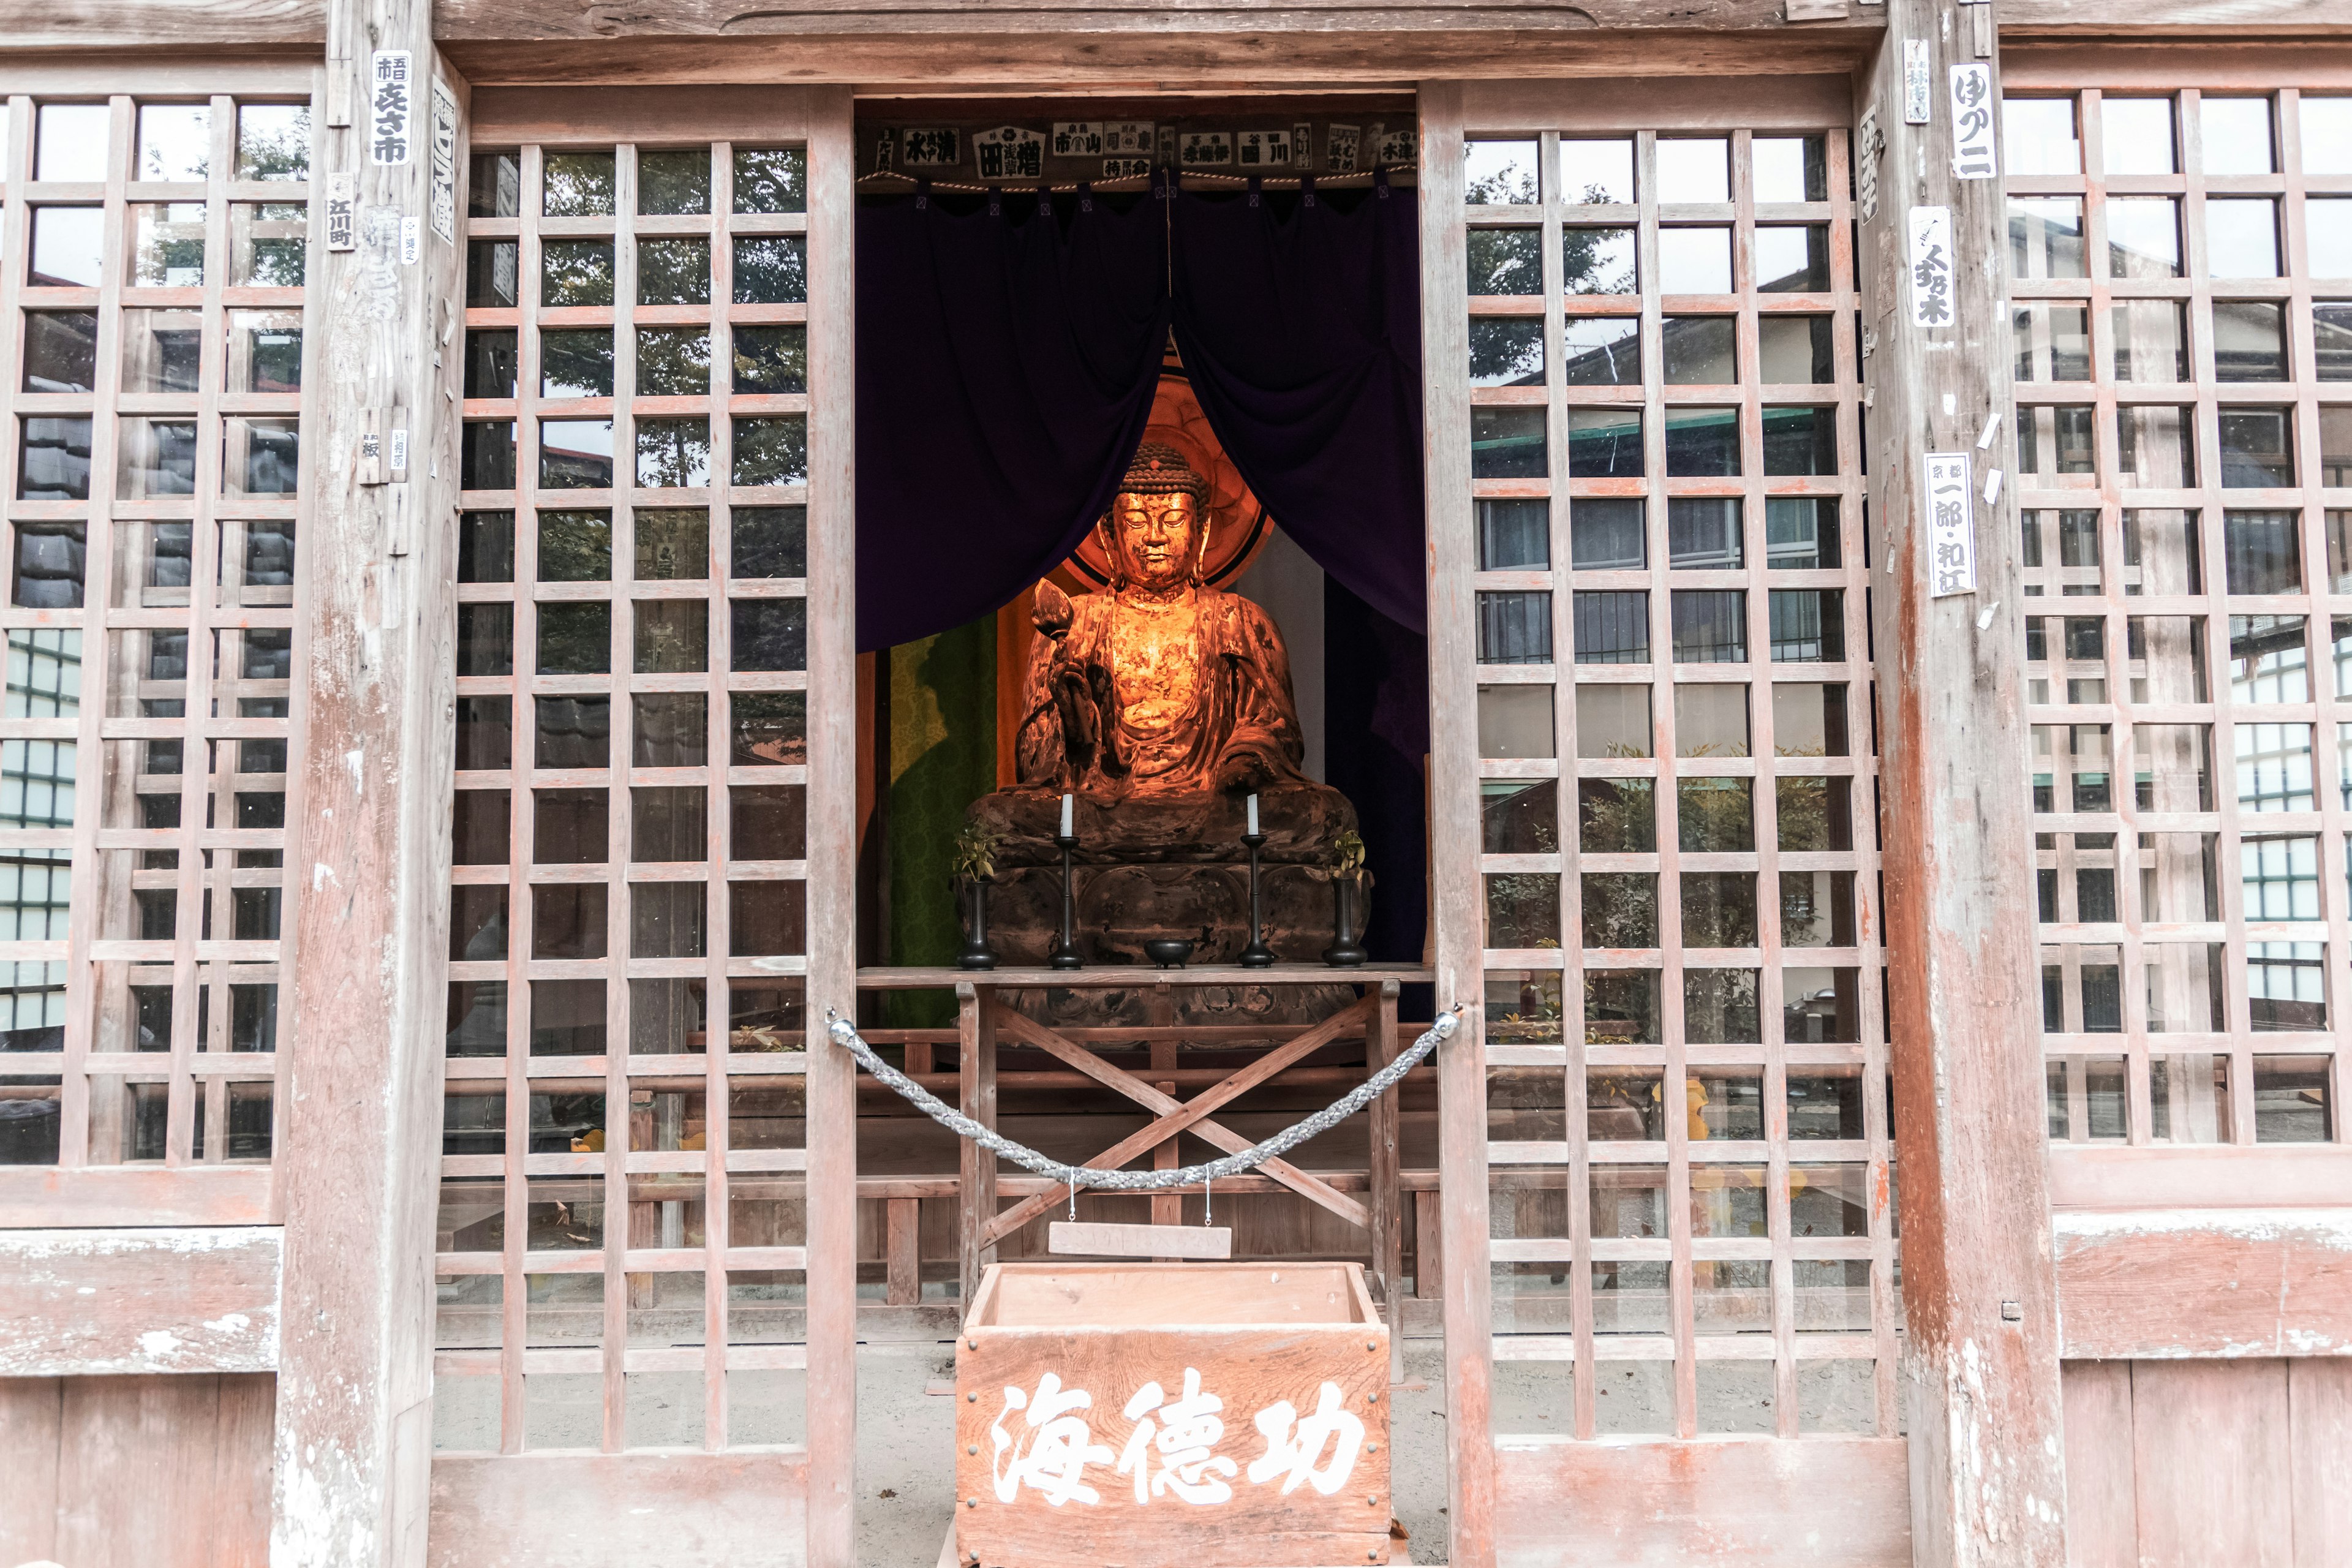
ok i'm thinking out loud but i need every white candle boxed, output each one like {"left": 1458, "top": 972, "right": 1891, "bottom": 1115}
{"left": 1060, "top": 792, "right": 1074, "bottom": 838}
{"left": 1246, "top": 793, "right": 1259, "bottom": 836}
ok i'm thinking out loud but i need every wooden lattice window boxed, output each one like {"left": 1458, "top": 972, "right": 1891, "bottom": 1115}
{"left": 2008, "top": 86, "right": 2350, "bottom": 1148}
{"left": 437, "top": 137, "right": 819, "bottom": 1452}
{"left": 1457, "top": 122, "right": 1896, "bottom": 1439}
{"left": 0, "top": 86, "right": 314, "bottom": 1185}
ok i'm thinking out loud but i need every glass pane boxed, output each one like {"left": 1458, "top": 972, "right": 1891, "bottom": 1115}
{"left": 2004, "top": 98, "right": 2080, "bottom": 175}
{"left": 1562, "top": 317, "right": 1641, "bottom": 386}
{"left": 2101, "top": 97, "right": 2176, "bottom": 175}
{"left": 1560, "top": 139, "right": 1634, "bottom": 204}
{"left": 2206, "top": 199, "right": 2280, "bottom": 279}
{"left": 1562, "top": 227, "right": 1637, "bottom": 295}
{"left": 1464, "top": 140, "right": 1539, "bottom": 205}
{"left": 1655, "top": 138, "right": 1728, "bottom": 203}
{"left": 1658, "top": 228, "right": 1732, "bottom": 294}
{"left": 2201, "top": 97, "right": 2274, "bottom": 175}
{"left": 1468, "top": 228, "right": 1541, "bottom": 296}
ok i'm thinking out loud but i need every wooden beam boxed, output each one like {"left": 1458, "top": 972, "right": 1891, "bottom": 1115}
{"left": 1367, "top": 980, "right": 1404, "bottom": 1386}
{"left": 1856, "top": 8, "right": 2067, "bottom": 1564}
{"left": 802, "top": 84, "right": 861, "bottom": 1568}
{"left": 268, "top": 11, "right": 464, "bottom": 1567}
{"left": 444, "top": 34, "right": 1887, "bottom": 89}
{"left": 1417, "top": 77, "right": 1497, "bottom": 1568}
{"left": 2049, "top": 1145, "right": 2352, "bottom": 1210}
{"left": 1998, "top": 0, "right": 2352, "bottom": 34}
{"left": 0, "top": 1227, "right": 281, "bottom": 1378}
{"left": 956, "top": 982, "right": 997, "bottom": 1310}
{"left": 1493, "top": 1436, "right": 1912, "bottom": 1567}
{"left": 429, "top": 1452, "right": 809, "bottom": 1568}
{"left": 0, "top": 1167, "right": 276, "bottom": 1229}
{"left": 982, "top": 1000, "right": 1376, "bottom": 1241}
{"left": 2054, "top": 1208, "right": 2352, "bottom": 1360}
{"left": 886, "top": 1199, "right": 922, "bottom": 1306}
{"left": 0, "top": 2, "right": 325, "bottom": 49}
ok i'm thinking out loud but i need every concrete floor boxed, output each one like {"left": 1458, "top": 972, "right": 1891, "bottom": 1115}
{"left": 852, "top": 1340, "right": 1458, "bottom": 1568}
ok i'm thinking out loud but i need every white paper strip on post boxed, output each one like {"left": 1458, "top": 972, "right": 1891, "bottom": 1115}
{"left": 1907, "top": 206, "right": 1954, "bottom": 328}
{"left": 368, "top": 50, "right": 413, "bottom": 165}
{"left": 1902, "top": 40, "right": 1932, "bottom": 124}
{"left": 324, "top": 173, "right": 356, "bottom": 252}
{"left": 1926, "top": 451, "right": 1977, "bottom": 598}
{"left": 429, "top": 78, "right": 459, "bottom": 244}
{"left": 1949, "top": 63, "right": 1998, "bottom": 179}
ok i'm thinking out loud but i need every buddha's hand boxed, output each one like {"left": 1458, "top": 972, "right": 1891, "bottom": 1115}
{"left": 1213, "top": 749, "right": 1273, "bottom": 793}
{"left": 1033, "top": 580, "right": 1074, "bottom": 640}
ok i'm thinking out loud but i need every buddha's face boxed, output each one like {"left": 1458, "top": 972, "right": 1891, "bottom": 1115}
{"left": 1107, "top": 491, "right": 1200, "bottom": 592}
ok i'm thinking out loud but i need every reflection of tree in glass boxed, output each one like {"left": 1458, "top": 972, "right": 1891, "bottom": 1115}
{"left": 1488, "top": 968, "right": 1561, "bottom": 1044}
{"left": 1676, "top": 774, "right": 1754, "bottom": 853}
{"left": 1468, "top": 229, "right": 1542, "bottom": 296}
{"left": 1466, "top": 160, "right": 1536, "bottom": 205}
{"left": 1469, "top": 319, "right": 1543, "bottom": 386}
{"left": 1486, "top": 872, "right": 1558, "bottom": 947}
{"left": 1582, "top": 873, "right": 1658, "bottom": 949}
{"left": 1578, "top": 777, "right": 1654, "bottom": 853}
{"left": 1563, "top": 221, "right": 1637, "bottom": 295}
{"left": 236, "top": 108, "right": 312, "bottom": 182}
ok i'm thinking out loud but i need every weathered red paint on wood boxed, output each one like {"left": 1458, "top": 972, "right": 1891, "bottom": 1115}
{"left": 428, "top": 1452, "right": 810, "bottom": 1568}
{"left": 0, "top": 1227, "right": 281, "bottom": 1376}
{"left": 2056, "top": 1210, "right": 2352, "bottom": 1359}
{"left": 2132, "top": 1360, "right": 2296, "bottom": 1566}
{"left": 1, "top": 1374, "right": 276, "bottom": 1568}
{"left": 1493, "top": 1436, "right": 1911, "bottom": 1567}
{"left": 955, "top": 1263, "right": 1390, "bottom": 1568}
{"left": 2059, "top": 1362, "right": 2139, "bottom": 1568}
{"left": 0, "top": 1166, "right": 276, "bottom": 1229}
{"left": 1858, "top": 5, "right": 2070, "bottom": 1561}
{"left": 270, "top": 21, "right": 465, "bottom": 1568}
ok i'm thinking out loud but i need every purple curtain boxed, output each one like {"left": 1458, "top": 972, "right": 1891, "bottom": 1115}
{"left": 1325, "top": 578, "right": 1430, "bottom": 971}
{"left": 1170, "top": 172, "right": 1427, "bottom": 635}
{"left": 854, "top": 185, "right": 1169, "bottom": 652}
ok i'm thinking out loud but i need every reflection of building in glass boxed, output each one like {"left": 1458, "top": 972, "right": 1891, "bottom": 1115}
{"left": 1, "top": 630, "right": 81, "bottom": 1049}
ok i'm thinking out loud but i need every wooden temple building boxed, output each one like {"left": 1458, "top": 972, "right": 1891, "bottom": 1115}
{"left": 1, "top": 0, "right": 2350, "bottom": 1563}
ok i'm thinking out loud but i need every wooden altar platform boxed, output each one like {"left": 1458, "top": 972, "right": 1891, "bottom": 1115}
{"left": 854, "top": 965, "right": 1432, "bottom": 1383}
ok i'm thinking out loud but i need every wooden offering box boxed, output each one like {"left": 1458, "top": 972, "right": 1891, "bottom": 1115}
{"left": 956, "top": 1262, "right": 1392, "bottom": 1568}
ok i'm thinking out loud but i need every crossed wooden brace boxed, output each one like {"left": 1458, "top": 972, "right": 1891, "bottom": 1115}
{"left": 978, "top": 994, "right": 1378, "bottom": 1248}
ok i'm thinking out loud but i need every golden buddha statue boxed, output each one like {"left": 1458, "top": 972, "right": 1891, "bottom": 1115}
{"left": 964, "top": 445, "right": 1360, "bottom": 984}
{"left": 972, "top": 444, "right": 1356, "bottom": 872}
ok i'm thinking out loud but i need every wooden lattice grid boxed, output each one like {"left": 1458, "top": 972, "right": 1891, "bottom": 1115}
{"left": 1453, "top": 116, "right": 1895, "bottom": 1442}
{"left": 2007, "top": 85, "right": 2349, "bottom": 1154}
{"left": 0, "top": 81, "right": 315, "bottom": 1186}
{"left": 444, "top": 134, "right": 817, "bottom": 1453}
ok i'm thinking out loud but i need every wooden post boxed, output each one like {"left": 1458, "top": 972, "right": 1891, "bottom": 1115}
{"left": 1367, "top": 980, "right": 1404, "bottom": 1387}
{"left": 804, "top": 85, "right": 861, "bottom": 1568}
{"left": 1856, "top": 10, "right": 2069, "bottom": 1564}
{"left": 1417, "top": 79, "right": 1498, "bottom": 1568}
{"left": 957, "top": 981, "right": 998, "bottom": 1310}
{"left": 886, "top": 1199, "right": 922, "bottom": 1306}
{"left": 269, "top": 12, "right": 465, "bottom": 1566}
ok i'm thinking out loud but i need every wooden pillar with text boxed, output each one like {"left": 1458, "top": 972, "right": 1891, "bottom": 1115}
{"left": 1417, "top": 79, "right": 1501, "bottom": 1568}
{"left": 1856, "top": 7, "right": 2068, "bottom": 1564}
{"left": 271, "top": 5, "right": 466, "bottom": 1564}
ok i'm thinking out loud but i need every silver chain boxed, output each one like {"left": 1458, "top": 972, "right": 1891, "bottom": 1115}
{"left": 823, "top": 1006, "right": 1461, "bottom": 1193}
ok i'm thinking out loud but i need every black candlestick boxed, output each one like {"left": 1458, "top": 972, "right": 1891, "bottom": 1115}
{"left": 1049, "top": 833, "right": 1084, "bottom": 970}
{"left": 956, "top": 876, "right": 997, "bottom": 970}
{"left": 1237, "top": 831, "right": 1275, "bottom": 968}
